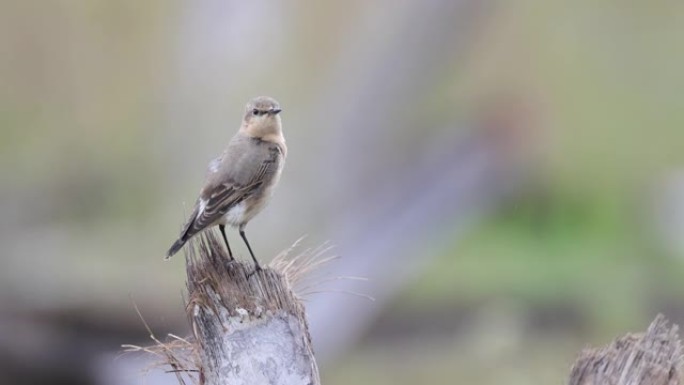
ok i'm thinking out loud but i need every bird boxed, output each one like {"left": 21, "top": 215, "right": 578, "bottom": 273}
{"left": 166, "top": 96, "right": 287, "bottom": 270}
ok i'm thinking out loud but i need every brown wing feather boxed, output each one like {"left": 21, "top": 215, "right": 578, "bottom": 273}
{"left": 179, "top": 171, "right": 270, "bottom": 242}
{"left": 180, "top": 185, "right": 242, "bottom": 241}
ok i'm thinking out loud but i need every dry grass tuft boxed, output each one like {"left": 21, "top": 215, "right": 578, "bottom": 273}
{"left": 271, "top": 236, "right": 373, "bottom": 302}
{"left": 120, "top": 302, "right": 201, "bottom": 385}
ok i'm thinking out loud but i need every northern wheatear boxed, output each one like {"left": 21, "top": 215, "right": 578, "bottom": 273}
{"left": 166, "top": 96, "right": 287, "bottom": 270}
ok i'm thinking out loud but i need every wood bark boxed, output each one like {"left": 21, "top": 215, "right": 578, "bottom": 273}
{"left": 185, "top": 232, "right": 320, "bottom": 385}
{"left": 569, "top": 314, "right": 682, "bottom": 385}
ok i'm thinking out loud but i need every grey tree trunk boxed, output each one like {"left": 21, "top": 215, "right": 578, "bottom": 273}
{"left": 568, "top": 314, "right": 682, "bottom": 385}
{"left": 185, "top": 232, "right": 320, "bottom": 385}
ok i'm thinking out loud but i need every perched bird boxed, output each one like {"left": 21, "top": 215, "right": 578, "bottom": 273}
{"left": 166, "top": 96, "right": 287, "bottom": 269}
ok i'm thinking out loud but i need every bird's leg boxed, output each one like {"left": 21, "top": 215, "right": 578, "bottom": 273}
{"left": 239, "top": 228, "right": 261, "bottom": 271}
{"left": 219, "top": 225, "right": 234, "bottom": 261}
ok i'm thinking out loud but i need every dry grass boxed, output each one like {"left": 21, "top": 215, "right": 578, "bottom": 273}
{"left": 120, "top": 302, "right": 200, "bottom": 385}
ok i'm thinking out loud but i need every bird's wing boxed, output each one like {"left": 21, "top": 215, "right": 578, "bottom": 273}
{"left": 177, "top": 140, "right": 282, "bottom": 241}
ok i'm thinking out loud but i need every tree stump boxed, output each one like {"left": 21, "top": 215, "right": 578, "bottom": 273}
{"left": 183, "top": 232, "right": 320, "bottom": 385}
{"left": 569, "top": 314, "right": 682, "bottom": 385}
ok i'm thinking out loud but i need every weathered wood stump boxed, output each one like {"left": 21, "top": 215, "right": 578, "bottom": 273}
{"left": 183, "top": 232, "right": 320, "bottom": 385}
{"left": 569, "top": 314, "right": 682, "bottom": 385}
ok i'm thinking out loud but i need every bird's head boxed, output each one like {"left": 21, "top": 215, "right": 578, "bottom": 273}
{"left": 241, "top": 96, "right": 283, "bottom": 141}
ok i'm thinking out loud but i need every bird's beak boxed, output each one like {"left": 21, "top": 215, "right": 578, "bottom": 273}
{"left": 270, "top": 108, "right": 282, "bottom": 115}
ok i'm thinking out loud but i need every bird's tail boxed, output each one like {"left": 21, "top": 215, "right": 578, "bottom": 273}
{"left": 165, "top": 238, "right": 186, "bottom": 260}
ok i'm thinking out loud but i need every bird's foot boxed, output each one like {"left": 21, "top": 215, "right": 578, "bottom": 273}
{"left": 246, "top": 263, "right": 262, "bottom": 279}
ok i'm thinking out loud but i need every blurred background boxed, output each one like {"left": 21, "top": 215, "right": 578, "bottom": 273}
{"left": 1, "top": 0, "right": 684, "bottom": 384}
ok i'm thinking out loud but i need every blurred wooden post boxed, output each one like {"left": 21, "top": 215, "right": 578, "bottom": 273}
{"left": 568, "top": 314, "right": 682, "bottom": 385}
{"left": 185, "top": 233, "right": 320, "bottom": 385}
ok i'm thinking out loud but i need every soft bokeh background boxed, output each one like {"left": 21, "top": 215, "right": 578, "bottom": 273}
{"left": 1, "top": 0, "right": 684, "bottom": 384}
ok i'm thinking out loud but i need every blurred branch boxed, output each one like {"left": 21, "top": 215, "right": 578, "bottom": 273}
{"left": 569, "top": 314, "right": 683, "bottom": 385}
{"left": 306, "top": 0, "right": 521, "bottom": 363}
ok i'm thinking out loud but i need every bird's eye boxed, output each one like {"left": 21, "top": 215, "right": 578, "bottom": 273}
{"left": 252, "top": 109, "right": 260, "bottom": 116}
